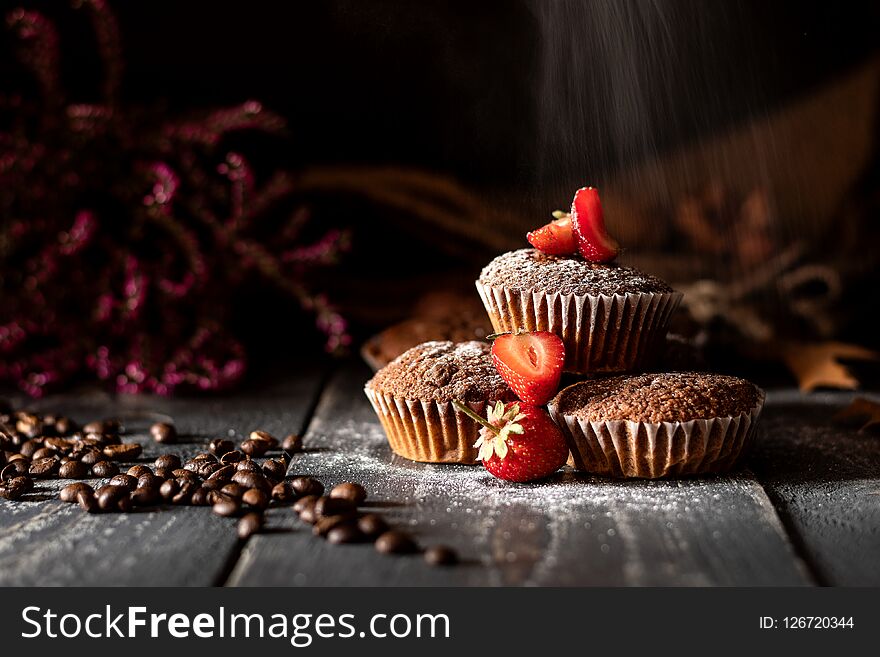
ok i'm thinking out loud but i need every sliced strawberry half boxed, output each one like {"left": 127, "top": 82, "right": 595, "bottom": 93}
{"left": 527, "top": 213, "right": 577, "bottom": 255}
{"left": 570, "top": 186, "right": 620, "bottom": 263}
{"left": 491, "top": 331, "right": 565, "bottom": 406}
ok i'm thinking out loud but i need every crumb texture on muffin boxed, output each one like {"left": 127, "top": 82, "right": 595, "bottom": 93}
{"left": 552, "top": 372, "right": 761, "bottom": 423}
{"left": 478, "top": 248, "right": 673, "bottom": 296}
{"left": 366, "top": 340, "right": 514, "bottom": 402}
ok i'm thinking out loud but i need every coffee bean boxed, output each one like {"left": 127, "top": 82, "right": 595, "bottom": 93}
{"left": 60, "top": 482, "right": 94, "bottom": 503}
{"left": 159, "top": 479, "right": 180, "bottom": 501}
{"left": 375, "top": 530, "right": 417, "bottom": 554}
{"left": 329, "top": 482, "right": 367, "bottom": 505}
{"left": 271, "top": 481, "right": 295, "bottom": 503}
{"left": 240, "top": 439, "right": 268, "bottom": 457}
{"left": 150, "top": 422, "right": 177, "bottom": 444}
{"left": 249, "top": 430, "right": 278, "bottom": 448}
{"left": 1, "top": 460, "right": 29, "bottom": 480}
{"left": 220, "top": 482, "right": 247, "bottom": 500}
{"left": 82, "top": 420, "right": 107, "bottom": 435}
{"left": 192, "top": 460, "right": 220, "bottom": 478}
{"left": 213, "top": 497, "right": 241, "bottom": 517}
{"left": 201, "top": 478, "right": 223, "bottom": 491}
{"left": 137, "top": 473, "right": 160, "bottom": 489}
{"left": 313, "top": 513, "right": 357, "bottom": 537}
{"left": 102, "top": 443, "right": 142, "bottom": 461}
{"left": 0, "top": 480, "right": 25, "bottom": 500}
{"left": 154, "top": 467, "right": 172, "bottom": 479}
{"left": 96, "top": 484, "right": 127, "bottom": 511}
{"left": 290, "top": 476, "right": 324, "bottom": 498}
{"left": 237, "top": 512, "right": 263, "bottom": 539}
{"left": 281, "top": 433, "right": 302, "bottom": 453}
{"left": 172, "top": 481, "right": 198, "bottom": 505}
{"left": 231, "top": 470, "right": 270, "bottom": 492}
{"left": 54, "top": 416, "right": 74, "bottom": 435}
{"left": 314, "top": 496, "right": 355, "bottom": 518}
{"left": 220, "top": 450, "right": 245, "bottom": 465}
{"left": 58, "top": 460, "right": 88, "bottom": 479}
{"left": 127, "top": 465, "right": 152, "bottom": 478}
{"left": 294, "top": 495, "right": 320, "bottom": 524}
{"left": 209, "top": 439, "right": 235, "bottom": 456}
{"left": 242, "top": 488, "right": 269, "bottom": 510}
{"left": 262, "top": 459, "right": 286, "bottom": 482}
{"left": 235, "top": 459, "right": 260, "bottom": 473}
{"left": 76, "top": 490, "right": 99, "bottom": 513}
{"left": 190, "top": 486, "right": 211, "bottom": 506}
{"left": 154, "top": 454, "right": 181, "bottom": 471}
{"left": 131, "top": 486, "right": 160, "bottom": 506}
{"left": 9, "top": 475, "right": 34, "bottom": 493}
{"left": 327, "top": 524, "right": 364, "bottom": 545}
{"left": 171, "top": 468, "right": 199, "bottom": 481}
{"left": 79, "top": 449, "right": 103, "bottom": 466}
{"left": 29, "top": 456, "right": 60, "bottom": 478}
{"left": 109, "top": 474, "right": 138, "bottom": 490}
{"left": 116, "top": 495, "right": 132, "bottom": 512}
{"left": 424, "top": 545, "right": 457, "bottom": 566}
{"left": 32, "top": 447, "right": 57, "bottom": 461}
{"left": 91, "top": 460, "right": 119, "bottom": 477}
{"left": 44, "top": 437, "right": 73, "bottom": 452}
{"left": 357, "top": 513, "right": 389, "bottom": 539}
{"left": 19, "top": 439, "right": 41, "bottom": 459}
{"left": 207, "top": 464, "right": 235, "bottom": 482}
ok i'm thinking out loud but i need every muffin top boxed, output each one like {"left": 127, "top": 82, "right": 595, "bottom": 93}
{"left": 478, "top": 248, "right": 673, "bottom": 296}
{"left": 366, "top": 340, "right": 515, "bottom": 403}
{"left": 550, "top": 372, "right": 761, "bottom": 423}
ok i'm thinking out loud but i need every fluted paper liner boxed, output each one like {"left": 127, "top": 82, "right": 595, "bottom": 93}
{"left": 475, "top": 281, "right": 682, "bottom": 374}
{"left": 548, "top": 391, "right": 764, "bottom": 478}
{"left": 364, "top": 387, "right": 495, "bottom": 464}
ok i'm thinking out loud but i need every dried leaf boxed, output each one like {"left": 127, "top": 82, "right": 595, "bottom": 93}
{"left": 779, "top": 341, "right": 878, "bottom": 392}
{"left": 833, "top": 397, "right": 880, "bottom": 432}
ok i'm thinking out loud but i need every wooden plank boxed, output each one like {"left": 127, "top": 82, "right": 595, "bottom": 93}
{"left": 228, "top": 363, "right": 812, "bottom": 586}
{"left": 749, "top": 390, "right": 880, "bottom": 586}
{"left": 0, "top": 369, "right": 327, "bottom": 586}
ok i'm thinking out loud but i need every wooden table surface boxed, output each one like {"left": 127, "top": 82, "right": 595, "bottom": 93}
{"left": 1, "top": 361, "right": 878, "bottom": 587}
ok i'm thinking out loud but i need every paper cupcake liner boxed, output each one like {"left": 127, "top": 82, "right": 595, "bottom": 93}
{"left": 547, "top": 392, "right": 764, "bottom": 478}
{"left": 364, "top": 388, "right": 493, "bottom": 464}
{"left": 475, "top": 281, "right": 682, "bottom": 374}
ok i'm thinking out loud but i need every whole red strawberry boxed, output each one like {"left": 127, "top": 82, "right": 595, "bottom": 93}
{"left": 491, "top": 331, "right": 565, "bottom": 406}
{"left": 453, "top": 401, "right": 569, "bottom": 483}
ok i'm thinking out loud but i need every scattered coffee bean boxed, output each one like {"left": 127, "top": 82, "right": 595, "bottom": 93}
{"left": 116, "top": 495, "right": 132, "bottom": 512}
{"left": 190, "top": 486, "right": 211, "bottom": 506}
{"left": 58, "top": 460, "right": 88, "bottom": 479}
{"left": 60, "top": 482, "right": 94, "bottom": 503}
{"left": 271, "top": 481, "right": 295, "bottom": 503}
{"left": 159, "top": 479, "right": 180, "bottom": 501}
{"left": 82, "top": 420, "right": 107, "bottom": 435}
{"left": 314, "top": 496, "right": 355, "bottom": 518}
{"left": 0, "top": 480, "right": 26, "bottom": 500}
{"left": 249, "top": 430, "right": 278, "bottom": 448}
{"left": 220, "top": 450, "right": 245, "bottom": 465}
{"left": 76, "top": 490, "right": 99, "bottom": 513}
{"left": 79, "top": 449, "right": 103, "bottom": 466}
{"left": 232, "top": 470, "right": 270, "bottom": 492}
{"left": 213, "top": 497, "right": 241, "bottom": 517}
{"left": 127, "top": 465, "right": 152, "bottom": 478}
{"left": 137, "top": 473, "right": 161, "bottom": 489}
{"left": 240, "top": 439, "right": 268, "bottom": 457}
{"left": 290, "top": 476, "right": 324, "bottom": 498}
{"left": 96, "top": 484, "right": 127, "bottom": 511}
{"left": 201, "top": 478, "right": 224, "bottom": 491}
{"left": 172, "top": 481, "right": 198, "bottom": 505}
{"left": 209, "top": 439, "right": 235, "bottom": 456}
{"left": 171, "top": 468, "right": 198, "bottom": 481}
{"left": 9, "top": 475, "right": 34, "bottom": 493}
{"left": 32, "top": 447, "right": 57, "bottom": 461}
{"left": 424, "top": 545, "right": 457, "bottom": 566}
{"left": 150, "top": 422, "right": 177, "bottom": 444}
{"left": 314, "top": 514, "right": 357, "bottom": 537}
{"left": 375, "top": 530, "right": 417, "bottom": 554}
{"left": 154, "top": 467, "right": 172, "bottom": 479}
{"left": 262, "top": 459, "right": 286, "bottom": 482}
{"left": 242, "top": 488, "right": 269, "bottom": 510}
{"left": 19, "top": 439, "right": 41, "bottom": 459}
{"left": 131, "top": 486, "right": 160, "bottom": 506}
{"left": 54, "top": 416, "right": 74, "bottom": 434}
{"left": 220, "top": 483, "right": 247, "bottom": 500}
{"left": 235, "top": 459, "right": 260, "bottom": 473}
{"left": 294, "top": 495, "right": 320, "bottom": 524}
{"left": 29, "top": 456, "right": 60, "bottom": 478}
{"left": 109, "top": 474, "right": 138, "bottom": 490}
{"left": 91, "top": 460, "right": 119, "bottom": 477}
{"left": 154, "top": 454, "right": 181, "bottom": 471}
{"left": 207, "top": 464, "right": 235, "bottom": 482}
{"left": 237, "top": 512, "right": 263, "bottom": 539}
{"left": 281, "top": 433, "right": 302, "bottom": 453}
{"left": 357, "top": 514, "right": 389, "bottom": 539}
{"left": 102, "top": 443, "right": 142, "bottom": 461}
{"left": 1, "top": 460, "right": 29, "bottom": 481}
{"left": 329, "top": 482, "right": 367, "bottom": 505}
{"left": 327, "top": 524, "right": 364, "bottom": 545}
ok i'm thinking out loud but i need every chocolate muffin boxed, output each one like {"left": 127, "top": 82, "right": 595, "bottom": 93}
{"left": 365, "top": 341, "right": 516, "bottom": 463}
{"left": 548, "top": 372, "right": 764, "bottom": 478}
{"left": 475, "top": 249, "right": 682, "bottom": 373}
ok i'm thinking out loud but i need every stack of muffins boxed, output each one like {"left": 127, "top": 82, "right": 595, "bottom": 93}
{"left": 365, "top": 189, "right": 764, "bottom": 479}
